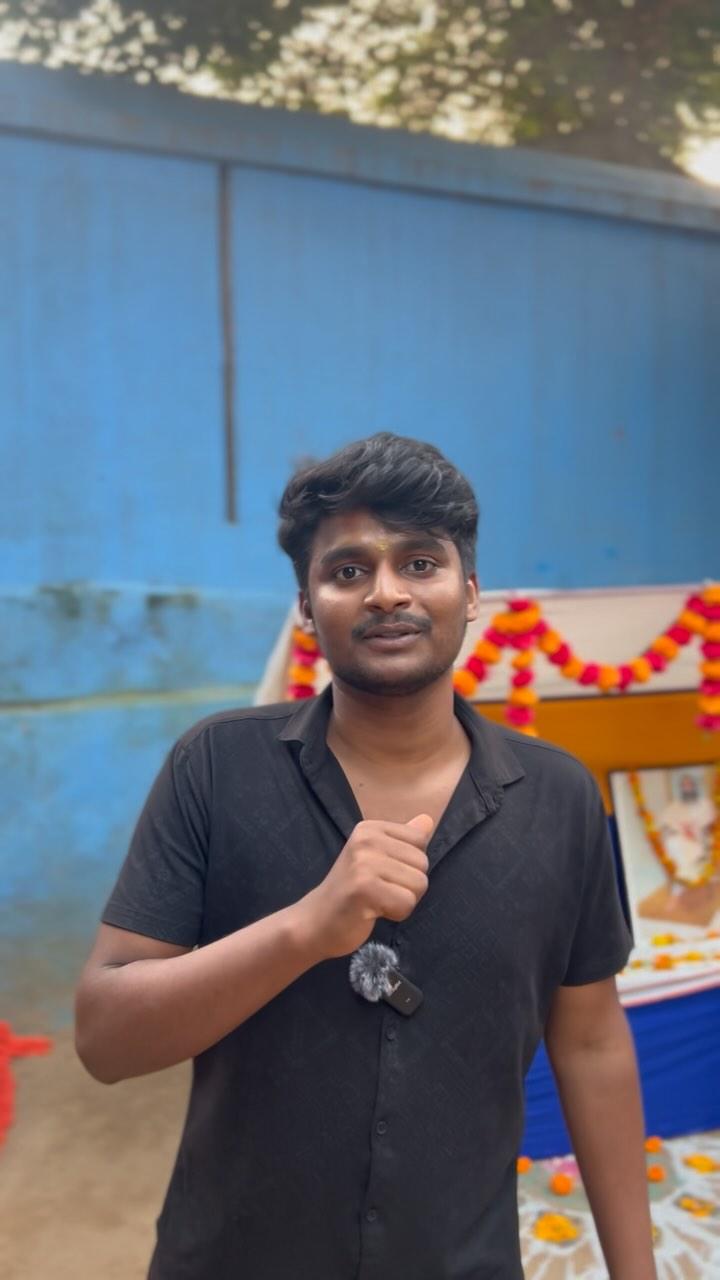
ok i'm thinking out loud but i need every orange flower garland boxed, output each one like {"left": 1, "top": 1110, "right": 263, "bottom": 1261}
{"left": 627, "top": 765, "right": 720, "bottom": 888}
{"left": 287, "top": 627, "right": 322, "bottom": 701}
{"left": 453, "top": 583, "right": 720, "bottom": 736}
{"left": 286, "top": 585, "right": 720, "bottom": 736}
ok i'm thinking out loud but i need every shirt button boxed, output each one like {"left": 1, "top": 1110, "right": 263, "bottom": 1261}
{"left": 385, "top": 1026, "right": 397, "bottom": 1041}
{"left": 366, "top": 1208, "right": 378, "bottom": 1223}
{"left": 376, "top": 1120, "right": 388, "bottom": 1135}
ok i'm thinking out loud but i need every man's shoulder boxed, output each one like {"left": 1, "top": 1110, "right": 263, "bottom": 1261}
{"left": 479, "top": 713, "right": 598, "bottom": 796}
{"left": 175, "top": 700, "right": 298, "bottom": 756}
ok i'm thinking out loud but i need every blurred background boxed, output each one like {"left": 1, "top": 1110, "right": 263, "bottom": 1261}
{"left": 0, "top": 3, "right": 718, "bottom": 1276}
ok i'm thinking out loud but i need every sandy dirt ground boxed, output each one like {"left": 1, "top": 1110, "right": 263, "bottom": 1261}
{"left": 2, "top": 1028, "right": 189, "bottom": 1280}
{"left": 3, "top": 1027, "right": 716, "bottom": 1279}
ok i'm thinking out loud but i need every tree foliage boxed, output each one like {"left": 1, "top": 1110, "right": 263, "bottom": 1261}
{"left": 3, "top": 0, "right": 719, "bottom": 174}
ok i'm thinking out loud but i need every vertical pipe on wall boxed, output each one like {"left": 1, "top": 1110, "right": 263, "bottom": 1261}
{"left": 218, "top": 162, "right": 237, "bottom": 523}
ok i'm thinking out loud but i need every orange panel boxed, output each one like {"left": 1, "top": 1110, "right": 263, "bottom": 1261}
{"left": 474, "top": 692, "right": 719, "bottom": 810}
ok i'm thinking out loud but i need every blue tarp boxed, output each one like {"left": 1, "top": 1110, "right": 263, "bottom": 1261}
{"left": 522, "top": 984, "right": 720, "bottom": 1158}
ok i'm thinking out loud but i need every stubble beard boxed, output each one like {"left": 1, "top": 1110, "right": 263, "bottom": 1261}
{"left": 331, "top": 653, "right": 455, "bottom": 698}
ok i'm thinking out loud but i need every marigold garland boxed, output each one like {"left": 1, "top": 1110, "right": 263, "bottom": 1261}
{"left": 627, "top": 764, "right": 720, "bottom": 888}
{"left": 285, "top": 584, "right": 720, "bottom": 737}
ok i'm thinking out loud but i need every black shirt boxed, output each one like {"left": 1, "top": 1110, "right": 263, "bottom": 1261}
{"left": 103, "top": 687, "right": 632, "bottom": 1280}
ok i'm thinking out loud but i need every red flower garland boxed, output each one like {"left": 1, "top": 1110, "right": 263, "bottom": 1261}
{"left": 285, "top": 585, "right": 720, "bottom": 737}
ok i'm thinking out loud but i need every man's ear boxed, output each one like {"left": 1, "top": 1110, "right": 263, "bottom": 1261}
{"left": 298, "top": 588, "right": 315, "bottom": 632}
{"left": 466, "top": 573, "right": 479, "bottom": 623}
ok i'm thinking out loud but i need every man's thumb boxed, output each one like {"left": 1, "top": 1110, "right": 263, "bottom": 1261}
{"left": 406, "top": 813, "right": 434, "bottom": 839}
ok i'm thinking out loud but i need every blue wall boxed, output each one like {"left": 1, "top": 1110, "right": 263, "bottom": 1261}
{"left": 1, "top": 64, "right": 718, "bottom": 1025}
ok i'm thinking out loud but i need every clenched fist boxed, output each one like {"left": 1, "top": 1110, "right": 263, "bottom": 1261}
{"left": 300, "top": 814, "right": 434, "bottom": 960}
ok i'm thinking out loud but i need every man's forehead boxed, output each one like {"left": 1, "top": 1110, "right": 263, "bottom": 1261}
{"left": 311, "top": 510, "right": 451, "bottom": 553}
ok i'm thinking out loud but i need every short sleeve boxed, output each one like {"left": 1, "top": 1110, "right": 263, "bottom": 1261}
{"left": 561, "top": 784, "right": 633, "bottom": 987}
{"left": 102, "top": 740, "right": 208, "bottom": 946}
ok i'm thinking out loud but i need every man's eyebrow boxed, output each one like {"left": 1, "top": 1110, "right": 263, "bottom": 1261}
{"left": 318, "top": 543, "right": 368, "bottom": 568}
{"left": 318, "top": 534, "right": 449, "bottom": 568}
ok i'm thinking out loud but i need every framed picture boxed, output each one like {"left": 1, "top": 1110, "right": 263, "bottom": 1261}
{"left": 610, "top": 764, "right": 720, "bottom": 946}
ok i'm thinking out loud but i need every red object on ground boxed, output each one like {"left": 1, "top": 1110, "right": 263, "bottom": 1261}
{"left": 0, "top": 1021, "right": 53, "bottom": 1147}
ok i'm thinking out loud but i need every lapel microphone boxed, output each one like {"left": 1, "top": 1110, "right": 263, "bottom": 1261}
{"left": 349, "top": 942, "right": 423, "bottom": 1017}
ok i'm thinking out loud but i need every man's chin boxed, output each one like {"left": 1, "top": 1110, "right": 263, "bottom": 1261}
{"left": 332, "top": 660, "right": 451, "bottom": 698}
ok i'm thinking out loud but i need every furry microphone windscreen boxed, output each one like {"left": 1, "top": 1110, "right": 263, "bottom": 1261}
{"left": 348, "top": 942, "right": 399, "bottom": 1002}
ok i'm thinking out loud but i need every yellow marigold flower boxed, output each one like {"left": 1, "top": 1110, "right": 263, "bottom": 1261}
{"left": 678, "top": 609, "right": 706, "bottom": 634}
{"left": 289, "top": 664, "right": 316, "bottom": 686}
{"left": 651, "top": 635, "right": 679, "bottom": 659}
{"left": 453, "top": 669, "right": 477, "bottom": 697}
{"left": 558, "top": 656, "right": 582, "bottom": 679}
{"left": 651, "top": 934, "right": 676, "bottom": 946}
{"left": 680, "top": 952, "right": 705, "bottom": 962}
{"left": 512, "top": 650, "right": 534, "bottom": 670}
{"left": 505, "top": 607, "right": 540, "bottom": 633}
{"left": 510, "top": 687, "right": 539, "bottom": 707}
{"left": 678, "top": 1196, "right": 715, "bottom": 1217}
{"left": 683, "top": 1154, "right": 720, "bottom": 1173}
{"left": 630, "top": 657, "right": 652, "bottom": 682}
{"left": 549, "top": 1172, "right": 574, "bottom": 1195}
{"left": 293, "top": 628, "right": 319, "bottom": 653}
{"left": 491, "top": 611, "right": 513, "bottom": 633}
{"left": 539, "top": 629, "right": 562, "bottom": 654}
{"left": 475, "top": 640, "right": 501, "bottom": 663}
{"left": 533, "top": 1212, "right": 579, "bottom": 1243}
{"left": 597, "top": 665, "right": 620, "bottom": 691}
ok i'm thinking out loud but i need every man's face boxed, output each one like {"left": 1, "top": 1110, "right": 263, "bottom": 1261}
{"left": 300, "top": 509, "right": 478, "bottom": 697}
{"left": 679, "top": 775, "right": 699, "bottom": 804}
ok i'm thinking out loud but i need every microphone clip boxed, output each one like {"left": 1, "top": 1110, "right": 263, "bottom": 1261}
{"left": 349, "top": 942, "right": 423, "bottom": 1017}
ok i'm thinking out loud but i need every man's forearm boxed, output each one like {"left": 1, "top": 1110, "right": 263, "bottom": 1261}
{"left": 549, "top": 1024, "right": 657, "bottom": 1280}
{"left": 76, "top": 899, "right": 325, "bottom": 1083}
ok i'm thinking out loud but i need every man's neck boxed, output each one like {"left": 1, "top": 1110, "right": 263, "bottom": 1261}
{"left": 327, "top": 674, "right": 464, "bottom": 770}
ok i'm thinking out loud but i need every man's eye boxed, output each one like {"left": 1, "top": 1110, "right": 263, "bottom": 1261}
{"left": 407, "top": 559, "right": 435, "bottom": 573}
{"left": 335, "top": 565, "right": 362, "bottom": 581}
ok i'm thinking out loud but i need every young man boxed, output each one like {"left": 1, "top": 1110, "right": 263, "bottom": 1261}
{"left": 76, "top": 433, "right": 656, "bottom": 1279}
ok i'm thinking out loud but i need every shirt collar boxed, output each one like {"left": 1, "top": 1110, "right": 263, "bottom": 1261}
{"left": 277, "top": 683, "right": 525, "bottom": 796}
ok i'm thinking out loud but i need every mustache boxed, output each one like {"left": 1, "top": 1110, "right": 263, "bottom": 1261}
{"left": 352, "top": 612, "right": 432, "bottom": 641}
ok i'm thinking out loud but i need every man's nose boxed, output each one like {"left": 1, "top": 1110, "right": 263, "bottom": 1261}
{"left": 363, "top": 565, "right": 412, "bottom": 611}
